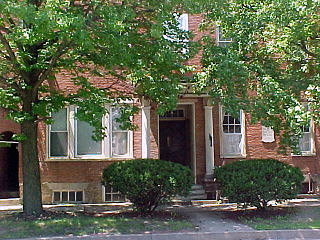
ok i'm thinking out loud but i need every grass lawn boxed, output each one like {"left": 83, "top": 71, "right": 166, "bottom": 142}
{"left": 219, "top": 206, "right": 320, "bottom": 230}
{"left": 0, "top": 210, "right": 193, "bottom": 239}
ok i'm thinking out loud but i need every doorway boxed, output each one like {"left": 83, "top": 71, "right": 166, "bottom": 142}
{"left": 159, "top": 120, "right": 190, "bottom": 167}
{"left": 0, "top": 131, "right": 19, "bottom": 198}
{"left": 159, "top": 106, "right": 193, "bottom": 169}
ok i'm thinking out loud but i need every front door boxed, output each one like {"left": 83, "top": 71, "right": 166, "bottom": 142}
{"left": 159, "top": 120, "right": 190, "bottom": 167}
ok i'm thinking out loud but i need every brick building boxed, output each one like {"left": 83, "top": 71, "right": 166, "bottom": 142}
{"left": 0, "top": 14, "right": 319, "bottom": 203}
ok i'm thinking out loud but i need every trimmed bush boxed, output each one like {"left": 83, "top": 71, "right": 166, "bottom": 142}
{"left": 214, "top": 159, "right": 304, "bottom": 210}
{"left": 102, "top": 159, "right": 193, "bottom": 214}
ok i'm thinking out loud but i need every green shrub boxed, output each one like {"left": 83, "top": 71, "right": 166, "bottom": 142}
{"left": 214, "top": 159, "right": 304, "bottom": 210}
{"left": 102, "top": 159, "right": 193, "bottom": 214}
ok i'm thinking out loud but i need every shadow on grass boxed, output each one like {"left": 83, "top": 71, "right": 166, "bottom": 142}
{"left": 0, "top": 209, "right": 193, "bottom": 239}
{"left": 215, "top": 206, "right": 320, "bottom": 230}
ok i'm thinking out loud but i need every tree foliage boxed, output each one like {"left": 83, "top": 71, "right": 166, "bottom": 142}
{"left": 0, "top": 0, "right": 199, "bottom": 215}
{"left": 198, "top": 0, "right": 320, "bottom": 152}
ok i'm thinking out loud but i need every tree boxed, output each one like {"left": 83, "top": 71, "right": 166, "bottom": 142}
{"left": 197, "top": 0, "right": 320, "bottom": 152}
{"left": 0, "top": 0, "right": 198, "bottom": 216}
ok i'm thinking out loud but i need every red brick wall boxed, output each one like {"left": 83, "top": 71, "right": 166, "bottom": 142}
{"left": 212, "top": 105, "right": 320, "bottom": 177}
{"left": 0, "top": 109, "right": 20, "bottom": 135}
{"left": 185, "top": 14, "right": 203, "bottom": 69}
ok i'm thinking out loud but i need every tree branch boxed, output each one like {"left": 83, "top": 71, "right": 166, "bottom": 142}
{"left": 299, "top": 40, "right": 318, "bottom": 58}
{"left": 0, "top": 49, "right": 10, "bottom": 61}
{"left": 0, "top": 25, "right": 11, "bottom": 34}
{"left": 0, "top": 31, "right": 20, "bottom": 69}
{"left": 32, "top": 41, "right": 72, "bottom": 95}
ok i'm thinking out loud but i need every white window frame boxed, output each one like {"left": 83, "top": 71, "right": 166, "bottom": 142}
{"left": 110, "top": 107, "right": 133, "bottom": 158}
{"left": 74, "top": 107, "right": 106, "bottom": 159}
{"left": 163, "top": 13, "right": 189, "bottom": 54}
{"left": 102, "top": 185, "right": 127, "bottom": 202}
{"left": 48, "top": 107, "right": 70, "bottom": 159}
{"left": 293, "top": 103, "right": 315, "bottom": 156}
{"left": 52, "top": 190, "right": 85, "bottom": 203}
{"left": 47, "top": 105, "right": 133, "bottom": 160}
{"left": 219, "top": 105, "right": 246, "bottom": 158}
{"left": 294, "top": 119, "right": 315, "bottom": 156}
{"left": 178, "top": 13, "right": 189, "bottom": 55}
{"left": 178, "top": 14, "right": 188, "bottom": 31}
{"left": 216, "top": 27, "right": 233, "bottom": 47}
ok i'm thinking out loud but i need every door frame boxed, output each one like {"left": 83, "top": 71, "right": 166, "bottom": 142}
{"left": 158, "top": 101, "right": 196, "bottom": 184}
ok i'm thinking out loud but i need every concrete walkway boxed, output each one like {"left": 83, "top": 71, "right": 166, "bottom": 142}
{"left": 170, "top": 204, "right": 254, "bottom": 233}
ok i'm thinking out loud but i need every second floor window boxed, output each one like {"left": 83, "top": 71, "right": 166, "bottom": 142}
{"left": 216, "top": 27, "right": 233, "bottom": 47}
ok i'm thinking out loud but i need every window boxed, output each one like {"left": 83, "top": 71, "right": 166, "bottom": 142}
{"left": 48, "top": 106, "right": 132, "bottom": 159}
{"left": 220, "top": 107, "right": 245, "bottom": 157}
{"left": 295, "top": 104, "right": 315, "bottom": 155}
{"left": 49, "top": 108, "right": 68, "bottom": 157}
{"left": 297, "top": 121, "right": 315, "bottom": 155}
{"left": 163, "top": 13, "right": 189, "bottom": 54}
{"left": 75, "top": 111, "right": 102, "bottom": 156}
{"left": 299, "top": 124, "right": 311, "bottom": 152}
{"left": 103, "top": 185, "right": 126, "bottom": 202}
{"left": 53, "top": 191, "right": 84, "bottom": 203}
{"left": 178, "top": 14, "right": 188, "bottom": 31}
{"left": 159, "top": 109, "right": 185, "bottom": 119}
{"left": 111, "top": 108, "right": 130, "bottom": 157}
{"left": 216, "top": 27, "right": 233, "bottom": 47}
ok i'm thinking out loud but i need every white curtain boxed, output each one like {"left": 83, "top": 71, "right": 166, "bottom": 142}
{"left": 299, "top": 132, "right": 311, "bottom": 152}
{"left": 111, "top": 108, "right": 128, "bottom": 156}
{"left": 223, "top": 134, "right": 242, "bottom": 155}
{"left": 112, "top": 132, "right": 128, "bottom": 156}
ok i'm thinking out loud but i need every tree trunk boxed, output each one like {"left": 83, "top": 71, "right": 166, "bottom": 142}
{"left": 21, "top": 97, "right": 43, "bottom": 215}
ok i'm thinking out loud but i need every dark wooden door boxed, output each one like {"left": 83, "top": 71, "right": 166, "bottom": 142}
{"left": 159, "top": 120, "right": 190, "bottom": 167}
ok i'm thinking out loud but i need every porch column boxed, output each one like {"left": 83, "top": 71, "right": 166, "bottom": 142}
{"left": 141, "top": 104, "right": 151, "bottom": 158}
{"left": 204, "top": 106, "right": 214, "bottom": 177}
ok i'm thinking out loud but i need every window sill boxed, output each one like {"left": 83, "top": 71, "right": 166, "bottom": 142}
{"left": 292, "top": 152, "right": 316, "bottom": 157}
{"left": 46, "top": 157, "right": 134, "bottom": 162}
{"left": 221, "top": 154, "right": 246, "bottom": 159}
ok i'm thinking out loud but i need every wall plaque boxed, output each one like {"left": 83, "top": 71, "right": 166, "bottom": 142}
{"left": 262, "top": 126, "right": 275, "bottom": 143}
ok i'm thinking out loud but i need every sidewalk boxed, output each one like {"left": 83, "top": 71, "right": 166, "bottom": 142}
{"left": 2, "top": 200, "right": 320, "bottom": 240}
{"left": 21, "top": 229, "right": 320, "bottom": 240}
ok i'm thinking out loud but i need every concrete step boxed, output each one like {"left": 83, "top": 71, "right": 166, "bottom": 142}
{"left": 189, "top": 194, "right": 208, "bottom": 200}
{"left": 189, "top": 184, "right": 207, "bottom": 200}
{"left": 174, "top": 185, "right": 208, "bottom": 201}
{"left": 191, "top": 189, "right": 206, "bottom": 195}
{"left": 297, "top": 194, "right": 320, "bottom": 199}
{"left": 0, "top": 198, "right": 20, "bottom": 206}
{"left": 191, "top": 185, "right": 204, "bottom": 190}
